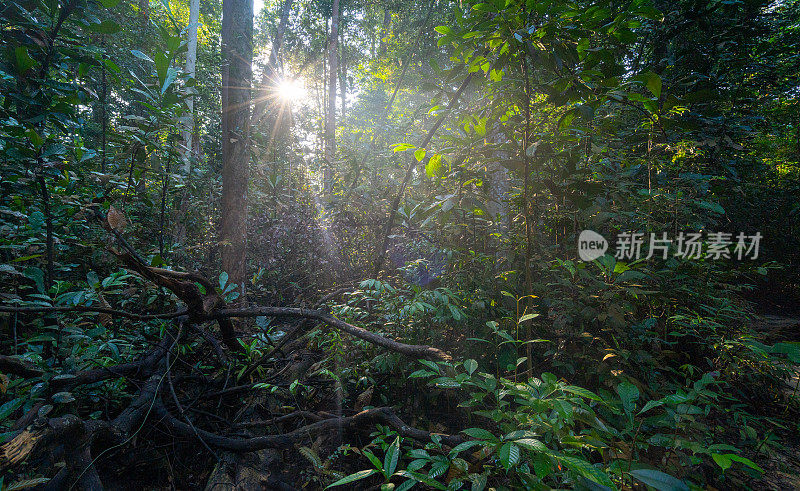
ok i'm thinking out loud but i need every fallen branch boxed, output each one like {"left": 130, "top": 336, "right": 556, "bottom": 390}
{"left": 0, "top": 302, "right": 451, "bottom": 362}
{"left": 213, "top": 307, "right": 451, "bottom": 361}
{"left": 0, "top": 334, "right": 173, "bottom": 391}
{"left": 1, "top": 373, "right": 165, "bottom": 481}
{"left": 155, "top": 403, "right": 464, "bottom": 451}
{"left": 0, "top": 355, "right": 43, "bottom": 378}
{"left": 0, "top": 304, "right": 187, "bottom": 321}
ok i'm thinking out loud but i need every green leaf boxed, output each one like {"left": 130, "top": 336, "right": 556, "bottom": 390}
{"left": 0, "top": 398, "right": 24, "bottom": 422}
{"left": 637, "top": 399, "right": 664, "bottom": 415}
{"left": 24, "top": 267, "right": 45, "bottom": 294}
{"left": 426, "top": 154, "right": 443, "bottom": 177}
{"left": 514, "top": 438, "right": 546, "bottom": 452}
{"left": 29, "top": 211, "right": 45, "bottom": 232}
{"left": 712, "top": 453, "right": 732, "bottom": 472}
{"left": 397, "top": 470, "right": 446, "bottom": 490}
{"left": 617, "top": 382, "right": 640, "bottom": 414}
{"left": 326, "top": 469, "right": 379, "bottom": 488}
{"left": 713, "top": 453, "right": 763, "bottom": 473}
{"left": 640, "top": 71, "right": 662, "bottom": 98}
{"left": 698, "top": 200, "right": 725, "bottom": 215}
{"left": 52, "top": 392, "right": 75, "bottom": 404}
{"left": 518, "top": 313, "right": 539, "bottom": 323}
{"left": 556, "top": 455, "right": 615, "bottom": 488}
{"left": 161, "top": 67, "right": 178, "bottom": 94}
{"left": 384, "top": 436, "right": 401, "bottom": 475}
{"left": 87, "top": 20, "right": 121, "bottom": 34}
{"left": 561, "top": 385, "right": 603, "bottom": 402}
{"left": 461, "top": 428, "right": 496, "bottom": 441}
{"left": 464, "top": 359, "right": 478, "bottom": 376}
{"left": 131, "top": 50, "right": 154, "bottom": 63}
{"left": 219, "top": 271, "right": 229, "bottom": 291}
{"left": 154, "top": 52, "right": 169, "bottom": 87}
{"left": 392, "top": 143, "right": 415, "bottom": 152}
{"left": 429, "top": 460, "right": 449, "bottom": 478}
{"left": 396, "top": 480, "right": 416, "bottom": 491}
{"left": 449, "top": 440, "right": 485, "bottom": 456}
{"left": 630, "top": 469, "right": 688, "bottom": 491}
{"left": 414, "top": 148, "right": 427, "bottom": 162}
{"left": 434, "top": 26, "right": 451, "bottom": 35}
{"left": 362, "top": 449, "right": 384, "bottom": 473}
{"left": 728, "top": 454, "right": 764, "bottom": 473}
{"left": 15, "top": 47, "right": 37, "bottom": 75}
{"left": 498, "top": 442, "right": 521, "bottom": 468}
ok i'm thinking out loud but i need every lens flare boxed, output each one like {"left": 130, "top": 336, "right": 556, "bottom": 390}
{"left": 277, "top": 78, "right": 306, "bottom": 103}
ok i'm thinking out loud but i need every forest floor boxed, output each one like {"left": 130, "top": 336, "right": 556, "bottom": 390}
{"left": 749, "top": 276, "right": 800, "bottom": 490}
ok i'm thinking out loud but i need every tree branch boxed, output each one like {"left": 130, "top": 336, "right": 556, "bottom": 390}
{"left": 213, "top": 307, "right": 451, "bottom": 361}
{"left": 155, "top": 404, "right": 464, "bottom": 452}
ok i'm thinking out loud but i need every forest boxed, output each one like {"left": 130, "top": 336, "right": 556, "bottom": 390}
{"left": 1, "top": 0, "right": 799, "bottom": 489}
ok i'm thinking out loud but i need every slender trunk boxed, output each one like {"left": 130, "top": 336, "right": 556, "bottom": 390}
{"left": 269, "top": 0, "right": 293, "bottom": 69}
{"left": 221, "top": 0, "right": 253, "bottom": 300}
{"left": 182, "top": 0, "right": 200, "bottom": 170}
{"left": 174, "top": 0, "right": 200, "bottom": 246}
{"left": 372, "top": 73, "right": 474, "bottom": 277}
{"left": 138, "top": 0, "right": 149, "bottom": 30}
{"left": 521, "top": 51, "right": 534, "bottom": 376}
{"left": 340, "top": 29, "right": 346, "bottom": 122}
{"left": 100, "top": 48, "right": 107, "bottom": 173}
{"left": 37, "top": 175, "right": 53, "bottom": 293}
{"left": 324, "top": 0, "right": 340, "bottom": 195}
{"left": 378, "top": 8, "right": 391, "bottom": 56}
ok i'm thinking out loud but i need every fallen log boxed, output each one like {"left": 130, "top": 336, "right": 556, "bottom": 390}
{"left": 155, "top": 403, "right": 464, "bottom": 451}
{"left": 213, "top": 307, "right": 451, "bottom": 361}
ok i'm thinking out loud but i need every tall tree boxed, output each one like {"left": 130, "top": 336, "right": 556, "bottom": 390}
{"left": 181, "top": 0, "right": 200, "bottom": 170}
{"left": 221, "top": 0, "right": 253, "bottom": 298}
{"left": 174, "top": 0, "right": 201, "bottom": 246}
{"left": 324, "top": 0, "right": 340, "bottom": 194}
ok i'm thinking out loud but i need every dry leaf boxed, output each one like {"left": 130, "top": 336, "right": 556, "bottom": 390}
{"left": 97, "top": 293, "right": 112, "bottom": 327}
{"left": 106, "top": 206, "right": 127, "bottom": 231}
{"left": 354, "top": 386, "right": 373, "bottom": 412}
{"left": 1, "top": 430, "right": 40, "bottom": 466}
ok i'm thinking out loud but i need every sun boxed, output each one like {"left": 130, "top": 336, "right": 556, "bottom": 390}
{"left": 277, "top": 77, "right": 307, "bottom": 104}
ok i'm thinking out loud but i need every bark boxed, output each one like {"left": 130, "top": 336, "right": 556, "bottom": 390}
{"left": 377, "top": 8, "right": 391, "bottom": 56}
{"left": 340, "top": 28, "right": 346, "bottom": 122}
{"left": 213, "top": 307, "right": 451, "bottom": 361}
{"left": 324, "top": 0, "right": 340, "bottom": 195}
{"left": 181, "top": 0, "right": 200, "bottom": 172}
{"left": 372, "top": 73, "right": 475, "bottom": 277}
{"left": 221, "top": 0, "right": 253, "bottom": 300}
{"left": 155, "top": 405, "right": 464, "bottom": 451}
{"left": 138, "top": 0, "right": 149, "bottom": 30}
{"left": 269, "top": 0, "right": 293, "bottom": 69}
{"left": 173, "top": 0, "right": 201, "bottom": 245}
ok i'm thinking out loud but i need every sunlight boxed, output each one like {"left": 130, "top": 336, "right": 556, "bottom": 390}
{"left": 276, "top": 77, "right": 307, "bottom": 104}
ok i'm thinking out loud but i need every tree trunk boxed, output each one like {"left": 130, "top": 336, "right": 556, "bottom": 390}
{"left": 181, "top": 0, "right": 200, "bottom": 171}
{"left": 324, "top": 0, "right": 340, "bottom": 195}
{"left": 138, "top": 0, "right": 149, "bottom": 30}
{"left": 221, "top": 0, "right": 253, "bottom": 299}
{"left": 269, "top": 0, "right": 293, "bottom": 69}
{"left": 173, "top": 0, "right": 200, "bottom": 246}
{"left": 378, "top": 8, "right": 391, "bottom": 56}
{"left": 339, "top": 28, "right": 346, "bottom": 122}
